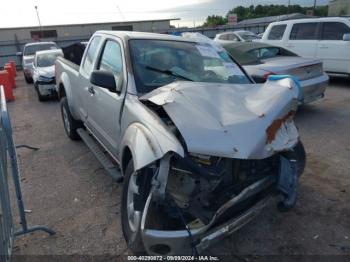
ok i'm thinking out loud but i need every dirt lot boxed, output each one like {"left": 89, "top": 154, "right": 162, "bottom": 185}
{"left": 8, "top": 74, "right": 350, "bottom": 260}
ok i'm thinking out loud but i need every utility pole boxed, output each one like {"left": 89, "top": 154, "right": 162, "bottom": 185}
{"left": 313, "top": 0, "right": 317, "bottom": 11}
{"left": 34, "top": 6, "right": 43, "bottom": 39}
{"left": 288, "top": 0, "right": 291, "bottom": 14}
{"left": 117, "top": 5, "right": 125, "bottom": 21}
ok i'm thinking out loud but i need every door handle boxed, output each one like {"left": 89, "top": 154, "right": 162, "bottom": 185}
{"left": 88, "top": 86, "right": 95, "bottom": 94}
{"left": 319, "top": 45, "right": 328, "bottom": 49}
{"left": 286, "top": 44, "right": 294, "bottom": 48}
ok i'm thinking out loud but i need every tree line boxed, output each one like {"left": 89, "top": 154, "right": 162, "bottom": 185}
{"left": 203, "top": 4, "right": 328, "bottom": 27}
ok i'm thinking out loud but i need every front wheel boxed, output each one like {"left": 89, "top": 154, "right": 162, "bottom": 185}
{"left": 60, "top": 97, "right": 82, "bottom": 140}
{"left": 121, "top": 161, "right": 146, "bottom": 254}
{"left": 294, "top": 141, "right": 306, "bottom": 177}
{"left": 35, "top": 84, "right": 46, "bottom": 102}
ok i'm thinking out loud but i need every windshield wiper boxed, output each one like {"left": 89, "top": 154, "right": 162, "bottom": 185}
{"left": 145, "top": 65, "right": 193, "bottom": 82}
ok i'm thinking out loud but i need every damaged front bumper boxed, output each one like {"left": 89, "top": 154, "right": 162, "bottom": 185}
{"left": 141, "top": 155, "right": 299, "bottom": 255}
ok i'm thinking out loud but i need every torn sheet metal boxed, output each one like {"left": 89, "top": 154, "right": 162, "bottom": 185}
{"left": 141, "top": 79, "right": 299, "bottom": 159}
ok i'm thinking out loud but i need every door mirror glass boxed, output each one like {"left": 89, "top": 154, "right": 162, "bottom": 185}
{"left": 343, "top": 33, "right": 350, "bottom": 41}
{"left": 90, "top": 70, "right": 122, "bottom": 93}
{"left": 16, "top": 52, "right": 23, "bottom": 56}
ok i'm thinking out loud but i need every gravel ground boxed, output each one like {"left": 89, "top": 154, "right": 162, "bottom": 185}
{"left": 7, "top": 74, "right": 350, "bottom": 261}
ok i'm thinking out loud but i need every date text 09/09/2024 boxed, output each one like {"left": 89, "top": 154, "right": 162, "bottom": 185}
{"left": 127, "top": 255, "right": 220, "bottom": 261}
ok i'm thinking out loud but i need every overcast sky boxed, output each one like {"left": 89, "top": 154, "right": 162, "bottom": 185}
{"left": 0, "top": 0, "right": 329, "bottom": 28}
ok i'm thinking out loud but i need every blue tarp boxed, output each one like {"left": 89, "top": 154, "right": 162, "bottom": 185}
{"left": 268, "top": 75, "right": 302, "bottom": 101}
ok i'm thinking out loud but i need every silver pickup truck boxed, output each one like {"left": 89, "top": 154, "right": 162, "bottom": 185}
{"left": 55, "top": 31, "right": 306, "bottom": 256}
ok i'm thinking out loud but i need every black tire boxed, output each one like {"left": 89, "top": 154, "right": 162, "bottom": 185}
{"left": 294, "top": 141, "right": 306, "bottom": 177}
{"left": 121, "top": 160, "right": 151, "bottom": 254}
{"left": 36, "top": 85, "right": 46, "bottom": 102}
{"left": 60, "top": 97, "right": 82, "bottom": 140}
{"left": 24, "top": 74, "right": 33, "bottom": 84}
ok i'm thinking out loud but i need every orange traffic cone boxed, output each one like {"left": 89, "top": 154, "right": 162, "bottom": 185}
{"left": 4, "top": 64, "right": 15, "bottom": 89}
{"left": 0, "top": 70, "right": 15, "bottom": 102}
{"left": 9, "top": 60, "right": 17, "bottom": 76}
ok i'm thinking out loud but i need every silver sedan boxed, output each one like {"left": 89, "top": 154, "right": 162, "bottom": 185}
{"left": 223, "top": 42, "right": 329, "bottom": 104}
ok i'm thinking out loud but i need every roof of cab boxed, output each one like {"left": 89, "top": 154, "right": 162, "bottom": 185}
{"left": 222, "top": 42, "right": 273, "bottom": 52}
{"left": 269, "top": 16, "right": 350, "bottom": 26}
{"left": 95, "top": 30, "right": 193, "bottom": 42}
{"left": 24, "top": 41, "right": 57, "bottom": 47}
{"left": 35, "top": 49, "right": 63, "bottom": 57}
{"left": 217, "top": 30, "right": 252, "bottom": 36}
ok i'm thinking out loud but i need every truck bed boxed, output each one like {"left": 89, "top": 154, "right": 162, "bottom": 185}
{"left": 61, "top": 42, "right": 86, "bottom": 66}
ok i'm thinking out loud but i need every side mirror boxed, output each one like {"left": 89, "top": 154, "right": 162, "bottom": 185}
{"left": 343, "top": 33, "right": 350, "bottom": 41}
{"left": 90, "top": 70, "right": 122, "bottom": 93}
{"left": 16, "top": 52, "right": 23, "bottom": 56}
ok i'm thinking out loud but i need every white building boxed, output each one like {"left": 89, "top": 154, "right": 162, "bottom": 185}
{"left": 0, "top": 19, "right": 178, "bottom": 67}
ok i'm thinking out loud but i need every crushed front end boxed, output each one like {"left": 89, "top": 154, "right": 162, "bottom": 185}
{"left": 140, "top": 147, "right": 301, "bottom": 255}
{"left": 137, "top": 79, "right": 304, "bottom": 255}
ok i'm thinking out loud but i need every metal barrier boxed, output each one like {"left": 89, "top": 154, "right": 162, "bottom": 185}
{"left": 0, "top": 86, "right": 55, "bottom": 262}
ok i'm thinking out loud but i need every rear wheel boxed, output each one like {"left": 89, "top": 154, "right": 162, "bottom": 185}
{"left": 60, "top": 97, "right": 82, "bottom": 140}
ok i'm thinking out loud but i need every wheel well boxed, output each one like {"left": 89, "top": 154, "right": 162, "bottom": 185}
{"left": 59, "top": 83, "right": 66, "bottom": 99}
{"left": 122, "top": 147, "right": 132, "bottom": 175}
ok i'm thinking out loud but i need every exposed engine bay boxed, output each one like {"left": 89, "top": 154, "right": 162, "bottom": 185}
{"left": 136, "top": 87, "right": 304, "bottom": 255}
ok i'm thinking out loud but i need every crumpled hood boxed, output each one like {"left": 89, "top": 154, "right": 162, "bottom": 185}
{"left": 141, "top": 79, "right": 300, "bottom": 159}
{"left": 37, "top": 66, "right": 55, "bottom": 78}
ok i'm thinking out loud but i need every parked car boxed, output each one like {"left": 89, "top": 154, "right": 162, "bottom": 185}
{"left": 261, "top": 17, "right": 350, "bottom": 77}
{"left": 56, "top": 31, "right": 306, "bottom": 256}
{"left": 32, "top": 49, "right": 63, "bottom": 101}
{"left": 223, "top": 42, "right": 329, "bottom": 104}
{"left": 214, "top": 30, "right": 261, "bottom": 43}
{"left": 17, "top": 42, "right": 58, "bottom": 83}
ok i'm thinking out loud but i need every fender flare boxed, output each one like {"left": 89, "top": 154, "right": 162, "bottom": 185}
{"left": 120, "top": 122, "right": 183, "bottom": 172}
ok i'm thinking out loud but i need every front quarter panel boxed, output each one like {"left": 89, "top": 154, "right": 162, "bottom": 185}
{"left": 120, "top": 95, "right": 184, "bottom": 171}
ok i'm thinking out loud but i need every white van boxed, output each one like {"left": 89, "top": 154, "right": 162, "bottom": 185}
{"left": 261, "top": 17, "right": 350, "bottom": 76}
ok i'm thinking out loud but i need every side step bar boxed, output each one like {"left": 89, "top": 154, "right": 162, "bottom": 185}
{"left": 77, "top": 128, "right": 123, "bottom": 183}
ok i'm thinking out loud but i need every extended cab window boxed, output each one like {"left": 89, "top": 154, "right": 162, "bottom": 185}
{"left": 267, "top": 24, "right": 286, "bottom": 40}
{"left": 321, "top": 22, "right": 350, "bottom": 40}
{"left": 290, "top": 23, "right": 318, "bottom": 40}
{"left": 98, "top": 40, "right": 123, "bottom": 75}
{"left": 81, "top": 36, "right": 102, "bottom": 77}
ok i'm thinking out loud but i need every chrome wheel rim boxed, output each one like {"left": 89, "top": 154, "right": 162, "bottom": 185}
{"left": 62, "top": 107, "right": 71, "bottom": 134}
{"left": 127, "top": 172, "right": 141, "bottom": 232}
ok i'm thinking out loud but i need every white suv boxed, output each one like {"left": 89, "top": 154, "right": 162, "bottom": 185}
{"left": 17, "top": 42, "right": 58, "bottom": 83}
{"left": 261, "top": 17, "right": 350, "bottom": 76}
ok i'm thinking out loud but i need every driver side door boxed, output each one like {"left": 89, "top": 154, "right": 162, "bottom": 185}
{"left": 86, "top": 38, "right": 126, "bottom": 158}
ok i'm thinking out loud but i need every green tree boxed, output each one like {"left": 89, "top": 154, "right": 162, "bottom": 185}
{"left": 202, "top": 4, "right": 328, "bottom": 28}
{"left": 203, "top": 15, "right": 227, "bottom": 27}
{"left": 226, "top": 4, "right": 328, "bottom": 22}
